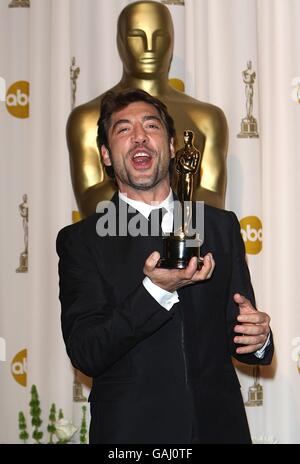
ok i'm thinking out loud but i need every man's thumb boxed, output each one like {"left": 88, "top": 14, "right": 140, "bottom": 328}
{"left": 144, "top": 251, "right": 160, "bottom": 272}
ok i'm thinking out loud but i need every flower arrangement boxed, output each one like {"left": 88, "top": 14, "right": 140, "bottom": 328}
{"left": 18, "top": 384, "right": 88, "bottom": 444}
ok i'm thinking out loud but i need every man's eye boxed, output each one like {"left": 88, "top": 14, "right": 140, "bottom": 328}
{"left": 117, "top": 127, "right": 129, "bottom": 134}
{"left": 146, "top": 123, "right": 159, "bottom": 129}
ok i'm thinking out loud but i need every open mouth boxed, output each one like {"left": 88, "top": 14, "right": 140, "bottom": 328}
{"left": 130, "top": 151, "right": 154, "bottom": 170}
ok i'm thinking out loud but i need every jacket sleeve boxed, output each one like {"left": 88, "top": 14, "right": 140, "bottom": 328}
{"left": 56, "top": 225, "right": 174, "bottom": 378}
{"left": 226, "top": 212, "right": 274, "bottom": 365}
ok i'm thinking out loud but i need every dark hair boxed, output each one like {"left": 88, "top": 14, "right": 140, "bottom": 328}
{"left": 97, "top": 89, "right": 176, "bottom": 151}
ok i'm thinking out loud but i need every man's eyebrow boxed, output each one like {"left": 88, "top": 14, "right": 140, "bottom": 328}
{"left": 111, "top": 115, "right": 163, "bottom": 133}
{"left": 142, "top": 115, "right": 163, "bottom": 124}
{"left": 111, "top": 119, "right": 130, "bottom": 133}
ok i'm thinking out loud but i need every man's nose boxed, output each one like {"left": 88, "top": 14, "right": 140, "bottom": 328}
{"left": 132, "top": 124, "right": 148, "bottom": 144}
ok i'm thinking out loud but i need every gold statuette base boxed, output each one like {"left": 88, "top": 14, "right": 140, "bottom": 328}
{"left": 73, "top": 380, "right": 87, "bottom": 402}
{"left": 9, "top": 0, "right": 30, "bottom": 7}
{"left": 16, "top": 252, "right": 28, "bottom": 273}
{"left": 237, "top": 118, "right": 259, "bottom": 138}
{"left": 157, "top": 233, "right": 203, "bottom": 269}
{"left": 245, "top": 384, "right": 263, "bottom": 407}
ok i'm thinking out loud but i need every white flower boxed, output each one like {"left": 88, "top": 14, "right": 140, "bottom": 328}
{"left": 291, "top": 77, "right": 300, "bottom": 103}
{"left": 54, "top": 419, "right": 77, "bottom": 442}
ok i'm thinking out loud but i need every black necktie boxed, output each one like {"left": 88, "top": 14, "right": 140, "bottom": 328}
{"left": 148, "top": 207, "right": 167, "bottom": 237}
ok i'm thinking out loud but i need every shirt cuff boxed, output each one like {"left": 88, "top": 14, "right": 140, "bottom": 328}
{"left": 254, "top": 332, "right": 271, "bottom": 359}
{"left": 142, "top": 276, "right": 179, "bottom": 311}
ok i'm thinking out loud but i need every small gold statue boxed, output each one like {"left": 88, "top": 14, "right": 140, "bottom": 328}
{"left": 70, "top": 57, "right": 80, "bottom": 111}
{"left": 238, "top": 61, "right": 259, "bottom": 138}
{"left": 158, "top": 131, "right": 203, "bottom": 269}
{"left": 175, "top": 130, "right": 202, "bottom": 202}
{"left": 245, "top": 365, "right": 263, "bottom": 407}
{"left": 16, "top": 194, "right": 28, "bottom": 273}
{"left": 73, "top": 369, "right": 87, "bottom": 403}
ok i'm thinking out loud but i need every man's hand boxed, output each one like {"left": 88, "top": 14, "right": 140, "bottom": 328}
{"left": 143, "top": 251, "right": 215, "bottom": 293}
{"left": 233, "top": 293, "right": 270, "bottom": 354}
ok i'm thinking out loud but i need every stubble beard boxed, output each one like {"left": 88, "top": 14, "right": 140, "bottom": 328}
{"left": 113, "top": 152, "right": 171, "bottom": 192}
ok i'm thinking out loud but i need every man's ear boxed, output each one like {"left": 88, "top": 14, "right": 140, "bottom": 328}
{"left": 101, "top": 145, "right": 112, "bottom": 166}
{"left": 170, "top": 138, "right": 175, "bottom": 159}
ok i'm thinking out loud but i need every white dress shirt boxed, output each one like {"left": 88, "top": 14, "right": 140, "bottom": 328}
{"left": 118, "top": 190, "right": 270, "bottom": 357}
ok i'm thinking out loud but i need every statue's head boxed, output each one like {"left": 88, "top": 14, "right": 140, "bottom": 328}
{"left": 184, "top": 130, "right": 194, "bottom": 144}
{"left": 117, "top": 1, "right": 174, "bottom": 78}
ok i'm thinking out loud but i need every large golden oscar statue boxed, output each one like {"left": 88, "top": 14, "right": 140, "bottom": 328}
{"left": 67, "top": 1, "right": 228, "bottom": 217}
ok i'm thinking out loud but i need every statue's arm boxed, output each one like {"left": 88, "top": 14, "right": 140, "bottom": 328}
{"left": 190, "top": 153, "right": 200, "bottom": 172}
{"left": 179, "top": 158, "right": 193, "bottom": 173}
{"left": 66, "top": 106, "right": 116, "bottom": 218}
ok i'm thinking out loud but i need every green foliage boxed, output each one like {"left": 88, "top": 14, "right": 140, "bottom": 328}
{"left": 58, "top": 409, "right": 64, "bottom": 420}
{"left": 18, "top": 411, "right": 29, "bottom": 444}
{"left": 29, "top": 384, "right": 43, "bottom": 443}
{"left": 80, "top": 405, "right": 87, "bottom": 444}
{"left": 47, "top": 403, "right": 57, "bottom": 444}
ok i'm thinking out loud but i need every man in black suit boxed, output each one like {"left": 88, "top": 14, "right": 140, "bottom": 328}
{"left": 57, "top": 89, "right": 273, "bottom": 444}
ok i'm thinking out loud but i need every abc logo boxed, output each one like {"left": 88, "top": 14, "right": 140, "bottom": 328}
{"left": 240, "top": 216, "right": 262, "bottom": 255}
{"left": 6, "top": 81, "right": 29, "bottom": 118}
{"left": 11, "top": 348, "right": 27, "bottom": 387}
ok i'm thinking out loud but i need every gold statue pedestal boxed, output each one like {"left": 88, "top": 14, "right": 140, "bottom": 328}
{"left": 237, "top": 117, "right": 259, "bottom": 138}
{"left": 16, "top": 252, "right": 28, "bottom": 273}
{"left": 245, "top": 365, "right": 263, "bottom": 407}
{"left": 9, "top": 0, "right": 30, "bottom": 7}
{"left": 158, "top": 233, "right": 203, "bottom": 269}
{"left": 73, "top": 379, "right": 87, "bottom": 402}
{"left": 245, "top": 382, "right": 263, "bottom": 407}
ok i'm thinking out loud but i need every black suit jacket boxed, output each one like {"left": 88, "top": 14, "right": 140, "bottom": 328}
{"left": 56, "top": 193, "right": 273, "bottom": 444}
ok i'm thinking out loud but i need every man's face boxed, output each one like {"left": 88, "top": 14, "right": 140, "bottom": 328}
{"left": 101, "top": 101, "right": 174, "bottom": 194}
{"left": 118, "top": 3, "right": 173, "bottom": 77}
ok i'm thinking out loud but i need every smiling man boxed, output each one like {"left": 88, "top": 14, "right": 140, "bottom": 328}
{"left": 57, "top": 89, "right": 273, "bottom": 444}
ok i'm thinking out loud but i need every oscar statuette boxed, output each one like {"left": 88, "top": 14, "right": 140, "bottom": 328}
{"left": 245, "top": 365, "right": 263, "bottom": 407}
{"left": 157, "top": 130, "right": 204, "bottom": 269}
{"left": 237, "top": 61, "right": 259, "bottom": 138}
{"left": 16, "top": 194, "right": 28, "bottom": 273}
